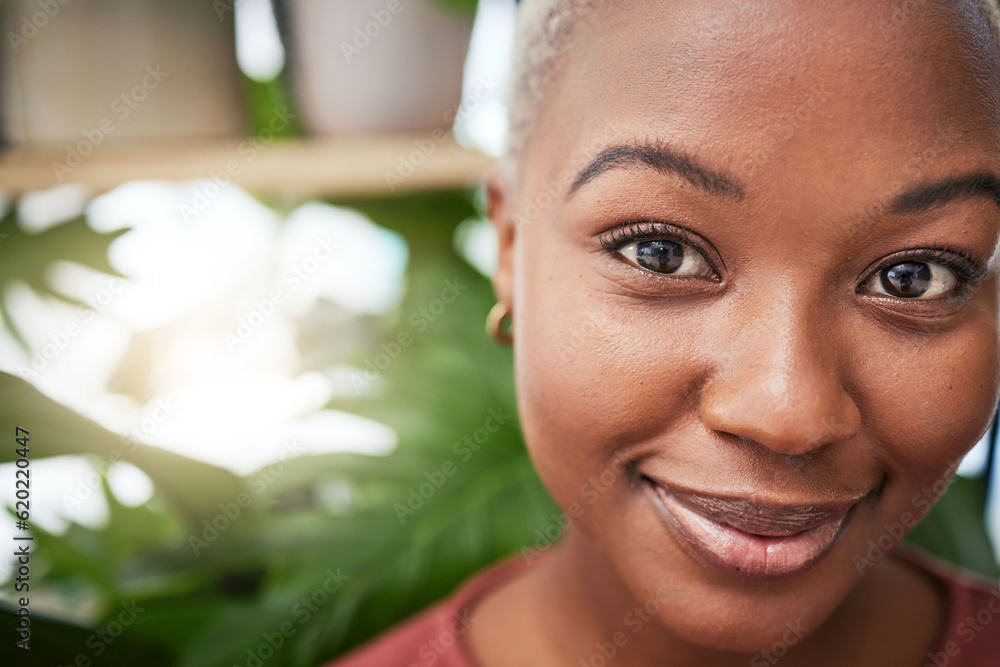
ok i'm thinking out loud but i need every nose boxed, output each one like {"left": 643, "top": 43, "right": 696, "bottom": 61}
{"left": 699, "top": 292, "right": 861, "bottom": 456}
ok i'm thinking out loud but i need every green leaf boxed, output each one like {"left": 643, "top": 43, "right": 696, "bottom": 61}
{"left": 0, "top": 372, "right": 245, "bottom": 523}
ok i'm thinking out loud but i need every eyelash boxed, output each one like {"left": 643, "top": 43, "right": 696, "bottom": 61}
{"left": 599, "top": 219, "right": 695, "bottom": 252}
{"left": 863, "top": 244, "right": 987, "bottom": 293}
{"left": 599, "top": 222, "right": 988, "bottom": 297}
{"left": 858, "top": 244, "right": 988, "bottom": 302}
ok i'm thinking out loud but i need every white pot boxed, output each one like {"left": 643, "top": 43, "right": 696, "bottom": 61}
{"left": 280, "top": 0, "right": 473, "bottom": 134}
{"left": 1, "top": 0, "right": 245, "bottom": 146}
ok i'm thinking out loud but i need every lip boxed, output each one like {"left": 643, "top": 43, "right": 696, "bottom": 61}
{"left": 645, "top": 478, "right": 867, "bottom": 580}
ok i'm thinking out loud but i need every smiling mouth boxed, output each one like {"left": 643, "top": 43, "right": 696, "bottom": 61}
{"left": 644, "top": 477, "right": 869, "bottom": 580}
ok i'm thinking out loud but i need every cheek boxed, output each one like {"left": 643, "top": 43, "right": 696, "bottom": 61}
{"left": 860, "top": 312, "right": 1000, "bottom": 492}
{"left": 508, "top": 229, "right": 1000, "bottom": 651}
{"left": 511, "top": 236, "right": 707, "bottom": 507}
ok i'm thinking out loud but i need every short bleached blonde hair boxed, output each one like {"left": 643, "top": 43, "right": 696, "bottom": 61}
{"left": 503, "top": 0, "right": 1000, "bottom": 180}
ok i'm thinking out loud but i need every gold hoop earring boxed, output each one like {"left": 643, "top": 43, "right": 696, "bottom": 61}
{"left": 486, "top": 302, "right": 513, "bottom": 345}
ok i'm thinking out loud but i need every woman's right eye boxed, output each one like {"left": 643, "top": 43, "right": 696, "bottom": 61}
{"left": 863, "top": 261, "right": 958, "bottom": 300}
{"left": 619, "top": 240, "right": 714, "bottom": 278}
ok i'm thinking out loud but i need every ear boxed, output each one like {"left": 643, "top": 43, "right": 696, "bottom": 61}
{"left": 487, "top": 168, "right": 516, "bottom": 312}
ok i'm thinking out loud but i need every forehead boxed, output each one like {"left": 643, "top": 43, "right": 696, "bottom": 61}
{"left": 523, "top": 0, "right": 1000, "bottom": 199}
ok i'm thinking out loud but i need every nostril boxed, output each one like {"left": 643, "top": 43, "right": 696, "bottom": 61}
{"left": 711, "top": 418, "right": 853, "bottom": 457}
{"left": 700, "top": 370, "right": 862, "bottom": 457}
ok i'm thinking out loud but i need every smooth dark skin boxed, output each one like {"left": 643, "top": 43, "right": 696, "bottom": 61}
{"left": 473, "top": 1, "right": 1000, "bottom": 666}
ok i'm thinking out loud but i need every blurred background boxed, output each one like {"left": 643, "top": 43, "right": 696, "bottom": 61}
{"left": 0, "top": 1, "right": 997, "bottom": 665}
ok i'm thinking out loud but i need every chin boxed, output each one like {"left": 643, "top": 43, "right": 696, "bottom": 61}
{"left": 656, "top": 594, "right": 823, "bottom": 654}
{"left": 591, "top": 501, "right": 867, "bottom": 657}
{"left": 637, "top": 571, "right": 846, "bottom": 656}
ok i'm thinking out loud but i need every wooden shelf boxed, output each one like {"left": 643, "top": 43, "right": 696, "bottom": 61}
{"left": 0, "top": 134, "right": 496, "bottom": 198}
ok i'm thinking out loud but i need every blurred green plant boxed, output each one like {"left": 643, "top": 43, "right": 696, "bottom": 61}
{"left": 0, "top": 190, "right": 558, "bottom": 666}
{"left": 0, "top": 190, "right": 996, "bottom": 667}
{"left": 241, "top": 72, "right": 303, "bottom": 140}
{"left": 0, "top": 209, "right": 128, "bottom": 350}
{"left": 433, "top": 0, "right": 479, "bottom": 14}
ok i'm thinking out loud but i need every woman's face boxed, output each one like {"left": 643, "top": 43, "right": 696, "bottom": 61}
{"left": 492, "top": 0, "right": 1000, "bottom": 652}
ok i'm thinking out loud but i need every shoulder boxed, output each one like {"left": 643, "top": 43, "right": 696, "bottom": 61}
{"left": 321, "top": 555, "right": 536, "bottom": 667}
{"left": 894, "top": 545, "right": 1000, "bottom": 665}
{"left": 323, "top": 601, "right": 472, "bottom": 667}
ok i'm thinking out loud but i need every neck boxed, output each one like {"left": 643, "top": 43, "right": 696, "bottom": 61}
{"left": 516, "top": 527, "right": 941, "bottom": 667}
{"left": 533, "top": 529, "right": 739, "bottom": 667}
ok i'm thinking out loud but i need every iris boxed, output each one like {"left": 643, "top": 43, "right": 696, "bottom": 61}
{"left": 880, "top": 262, "right": 932, "bottom": 297}
{"left": 635, "top": 240, "right": 685, "bottom": 274}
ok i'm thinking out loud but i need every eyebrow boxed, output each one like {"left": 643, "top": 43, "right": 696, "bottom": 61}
{"left": 568, "top": 143, "right": 1000, "bottom": 217}
{"left": 569, "top": 142, "right": 746, "bottom": 199}
{"left": 887, "top": 173, "right": 1000, "bottom": 214}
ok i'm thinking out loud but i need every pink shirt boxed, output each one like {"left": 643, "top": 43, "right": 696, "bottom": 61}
{"left": 326, "top": 547, "right": 1000, "bottom": 666}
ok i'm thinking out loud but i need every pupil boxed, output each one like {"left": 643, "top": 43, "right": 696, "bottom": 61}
{"left": 880, "top": 262, "right": 931, "bottom": 297}
{"left": 636, "top": 240, "right": 684, "bottom": 273}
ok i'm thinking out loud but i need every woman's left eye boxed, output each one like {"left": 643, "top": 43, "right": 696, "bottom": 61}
{"left": 864, "top": 261, "right": 957, "bottom": 299}
{"left": 619, "top": 240, "right": 713, "bottom": 277}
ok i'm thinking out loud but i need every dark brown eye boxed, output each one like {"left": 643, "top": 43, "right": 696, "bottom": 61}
{"left": 880, "top": 262, "right": 931, "bottom": 297}
{"left": 864, "top": 261, "right": 957, "bottom": 299}
{"left": 635, "top": 240, "right": 684, "bottom": 273}
{"left": 619, "top": 240, "right": 713, "bottom": 277}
